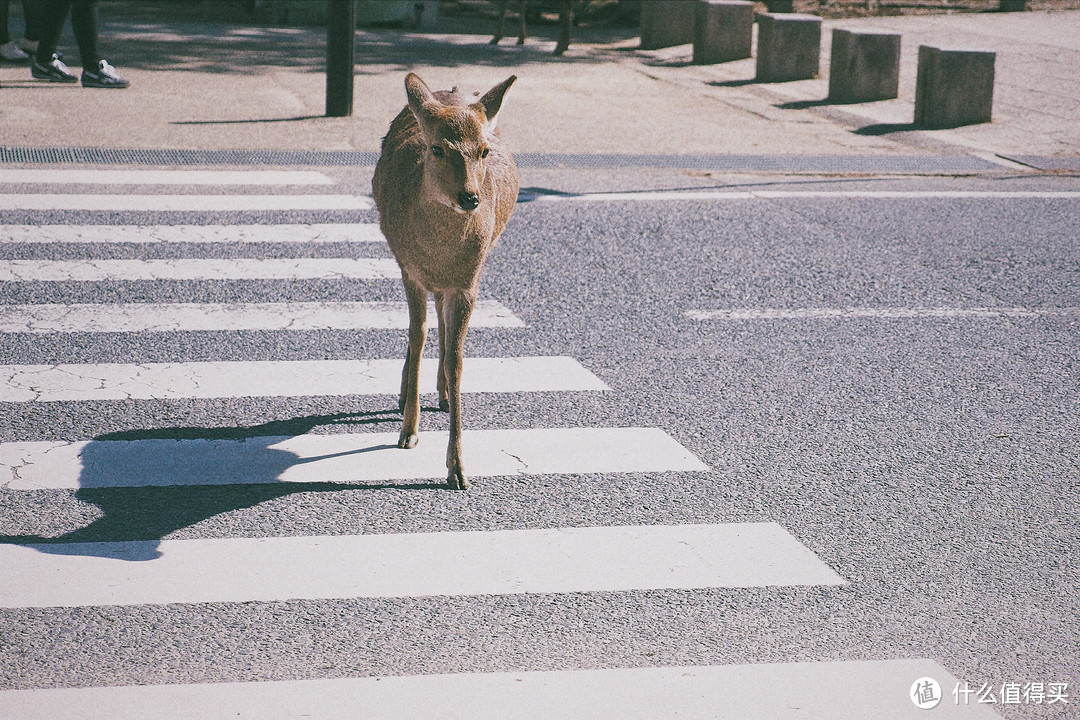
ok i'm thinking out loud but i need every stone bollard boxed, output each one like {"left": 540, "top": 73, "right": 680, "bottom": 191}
{"left": 764, "top": 0, "right": 794, "bottom": 11}
{"left": 828, "top": 28, "right": 901, "bottom": 103}
{"left": 914, "top": 45, "right": 996, "bottom": 128}
{"left": 755, "top": 13, "right": 822, "bottom": 83}
{"left": 640, "top": 0, "right": 698, "bottom": 50}
{"left": 694, "top": 0, "right": 754, "bottom": 64}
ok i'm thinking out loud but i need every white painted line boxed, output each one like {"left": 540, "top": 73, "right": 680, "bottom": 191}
{"left": 0, "top": 258, "right": 399, "bottom": 281}
{"left": 0, "top": 169, "right": 336, "bottom": 186}
{"left": 0, "top": 194, "right": 372, "bottom": 211}
{"left": 970, "top": 151, "right": 1034, "bottom": 172}
{"left": 0, "top": 660, "right": 1001, "bottom": 720}
{"left": 0, "top": 300, "right": 524, "bottom": 333}
{"left": 0, "top": 426, "right": 702, "bottom": 490}
{"left": 0, "top": 356, "right": 608, "bottom": 402}
{"left": 534, "top": 189, "right": 1080, "bottom": 202}
{"left": 0, "top": 522, "right": 841, "bottom": 607}
{"left": 686, "top": 307, "right": 1080, "bottom": 320}
{"left": 0, "top": 223, "right": 385, "bottom": 244}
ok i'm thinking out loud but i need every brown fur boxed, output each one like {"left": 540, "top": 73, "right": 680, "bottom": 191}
{"left": 372, "top": 73, "right": 519, "bottom": 490}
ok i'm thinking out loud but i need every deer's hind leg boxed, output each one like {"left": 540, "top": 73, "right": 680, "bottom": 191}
{"left": 398, "top": 275, "right": 428, "bottom": 450}
{"left": 434, "top": 290, "right": 450, "bottom": 412}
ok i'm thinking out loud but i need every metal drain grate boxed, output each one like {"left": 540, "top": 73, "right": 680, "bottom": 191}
{"left": 0, "top": 147, "right": 380, "bottom": 167}
{"left": 1, "top": 146, "right": 1002, "bottom": 173}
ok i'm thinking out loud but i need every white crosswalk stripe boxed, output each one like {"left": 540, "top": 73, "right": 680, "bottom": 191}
{"left": 0, "top": 194, "right": 372, "bottom": 211}
{"left": 0, "top": 167, "right": 995, "bottom": 719}
{"left": 1, "top": 427, "right": 704, "bottom": 490}
{"left": 0, "top": 169, "right": 336, "bottom": 186}
{"left": 0, "top": 356, "right": 607, "bottom": 402}
{"left": 0, "top": 660, "right": 1000, "bottom": 720}
{"left": 1, "top": 223, "right": 385, "bottom": 244}
{"left": 0, "top": 300, "right": 523, "bottom": 333}
{"left": 0, "top": 258, "right": 400, "bottom": 281}
{"left": 0, "top": 523, "right": 841, "bottom": 608}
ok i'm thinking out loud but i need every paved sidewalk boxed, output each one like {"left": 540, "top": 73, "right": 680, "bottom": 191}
{"left": 642, "top": 10, "right": 1080, "bottom": 164}
{"left": 0, "top": 7, "right": 1077, "bottom": 165}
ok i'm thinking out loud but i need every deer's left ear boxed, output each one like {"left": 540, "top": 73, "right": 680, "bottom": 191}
{"left": 473, "top": 75, "right": 516, "bottom": 130}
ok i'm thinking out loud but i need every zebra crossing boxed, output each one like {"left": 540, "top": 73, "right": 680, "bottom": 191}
{"left": 0, "top": 167, "right": 1000, "bottom": 718}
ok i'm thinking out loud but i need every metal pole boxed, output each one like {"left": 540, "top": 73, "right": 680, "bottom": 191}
{"left": 326, "top": 0, "right": 355, "bottom": 117}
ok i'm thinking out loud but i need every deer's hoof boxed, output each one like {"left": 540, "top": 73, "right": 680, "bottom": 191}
{"left": 438, "top": 397, "right": 450, "bottom": 412}
{"left": 398, "top": 432, "right": 419, "bottom": 449}
{"left": 447, "top": 470, "right": 470, "bottom": 491}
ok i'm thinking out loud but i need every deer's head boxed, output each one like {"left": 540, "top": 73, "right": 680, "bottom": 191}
{"left": 406, "top": 73, "right": 516, "bottom": 214}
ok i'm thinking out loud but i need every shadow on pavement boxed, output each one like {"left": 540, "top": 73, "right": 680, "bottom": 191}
{"left": 853, "top": 122, "right": 920, "bottom": 136}
{"left": 85, "top": 3, "right": 637, "bottom": 75}
{"left": 0, "top": 411, "right": 445, "bottom": 561}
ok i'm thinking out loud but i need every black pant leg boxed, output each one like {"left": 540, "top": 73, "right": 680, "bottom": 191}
{"left": 70, "top": 0, "right": 98, "bottom": 69}
{"left": 34, "top": 0, "right": 72, "bottom": 63}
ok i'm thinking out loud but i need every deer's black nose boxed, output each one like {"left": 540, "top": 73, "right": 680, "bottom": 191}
{"left": 458, "top": 192, "right": 480, "bottom": 211}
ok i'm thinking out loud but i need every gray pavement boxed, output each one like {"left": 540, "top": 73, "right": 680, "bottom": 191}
{"left": 0, "top": 7, "right": 1078, "bottom": 163}
{"left": 1, "top": 6, "right": 1079, "bottom": 719}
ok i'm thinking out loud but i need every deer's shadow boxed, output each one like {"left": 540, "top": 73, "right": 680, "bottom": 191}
{"left": 1, "top": 411, "right": 444, "bottom": 561}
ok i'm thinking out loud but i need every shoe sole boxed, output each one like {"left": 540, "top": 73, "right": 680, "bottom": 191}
{"left": 31, "top": 69, "right": 77, "bottom": 82}
{"left": 82, "top": 79, "right": 130, "bottom": 88}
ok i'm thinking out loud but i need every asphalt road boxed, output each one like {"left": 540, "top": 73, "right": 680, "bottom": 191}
{"left": 0, "top": 163, "right": 1077, "bottom": 719}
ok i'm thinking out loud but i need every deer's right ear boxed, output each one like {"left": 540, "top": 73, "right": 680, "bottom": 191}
{"left": 405, "top": 73, "right": 440, "bottom": 121}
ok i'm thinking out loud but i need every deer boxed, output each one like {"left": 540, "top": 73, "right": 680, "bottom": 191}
{"left": 371, "top": 73, "right": 519, "bottom": 490}
{"left": 491, "top": 0, "right": 574, "bottom": 56}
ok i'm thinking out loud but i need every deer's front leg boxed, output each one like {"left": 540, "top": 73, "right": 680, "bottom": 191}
{"left": 516, "top": 0, "right": 528, "bottom": 45}
{"left": 398, "top": 276, "right": 428, "bottom": 450}
{"left": 440, "top": 289, "right": 475, "bottom": 490}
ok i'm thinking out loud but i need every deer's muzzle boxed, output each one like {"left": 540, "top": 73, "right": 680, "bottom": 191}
{"left": 457, "top": 191, "right": 481, "bottom": 212}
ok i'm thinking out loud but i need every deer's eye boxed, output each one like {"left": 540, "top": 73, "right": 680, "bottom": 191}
{"left": 480, "top": 147, "right": 490, "bottom": 159}
{"left": 431, "top": 146, "right": 445, "bottom": 158}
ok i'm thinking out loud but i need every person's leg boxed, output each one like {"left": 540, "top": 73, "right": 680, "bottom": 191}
{"left": 2, "top": 0, "right": 12, "bottom": 45}
{"left": 31, "top": 0, "right": 76, "bottom": 81}
{"left": 0, "top": 0, "right": 32, "bottom": 60}
{"left": 69, "top": 0, "right": 97, "bottom": 69}
{"left": 21, "top": 0, "right": 43, "bottom": 45}
{"left": 74, "top": 0, "right": 126, "bottom": 87}
{"left": 34, "top": 0, "right": 72, "bottom": 63}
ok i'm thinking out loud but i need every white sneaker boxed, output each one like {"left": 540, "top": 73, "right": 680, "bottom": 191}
{"left": 81, "top": 59, "right": 129, "bottom": 89}
{"left": 1, "top": 40, "right": 30, "bottom": 62}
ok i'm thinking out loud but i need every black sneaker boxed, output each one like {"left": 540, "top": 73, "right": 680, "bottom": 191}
{"left": 82, "top": 59, "right": 129, "bottom": 89}
{"left": 31, "top": 53, "right": 77, "bottom": 83}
